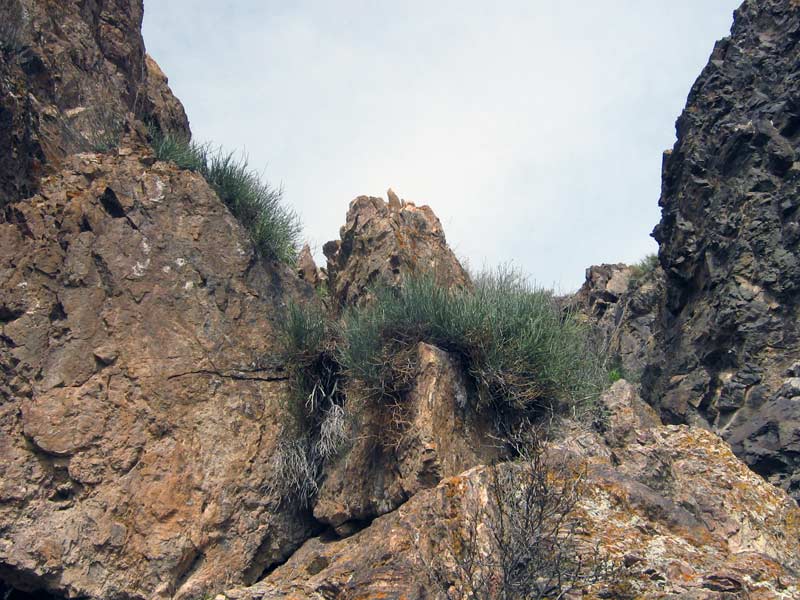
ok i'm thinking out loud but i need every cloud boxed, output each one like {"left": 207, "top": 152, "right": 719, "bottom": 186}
{"left": 143, "top": 0, "right": 740, "bottom": 290}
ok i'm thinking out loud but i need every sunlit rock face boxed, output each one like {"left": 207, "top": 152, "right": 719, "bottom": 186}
{"left": 323, "top": 191, "right": 471, "bottom": 310}
{"left": 0, "top": 150, "right": 316, "bottom": 599}
{"left": 3, "top": 0, "right": 800, "bottom": 599}
{"left": 642, "top": 0, "right": 800, "bottom": 501}
{"left": 220, "top": 382, "right": 800, "bottom": 599}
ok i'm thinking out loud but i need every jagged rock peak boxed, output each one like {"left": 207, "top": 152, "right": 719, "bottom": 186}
{"left": 323, "top": 190, "right": 470, "bottom": 308}
{"left": 642, "top": 0, "right": 800, "bottom": 500}
{"left": 296, "top": 243, "right": 325, "bottom": 288}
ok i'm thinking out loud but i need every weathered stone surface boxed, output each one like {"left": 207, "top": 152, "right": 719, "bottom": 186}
{"left": 313, "top": 343, "right": 500, "bottom": 531}
{"left": 323, "top": 191, "right": 470, "bottom": 309}
{"left": 0, "top": 149, "right": 315, "bottom": 599}
{"left": 0, "top": 0, "right": 190, "bottom": 206}
{"left": 642, "top": 0, "right": 800, "bottom": 500}
{"left": 571, "top": 263, "right": 663, "bottom": 379}
{"left": 221, "top": 382, "right": 800, "bottom": 599}
{"left": 296, "top": 244, "right": 324, "bottom": 289}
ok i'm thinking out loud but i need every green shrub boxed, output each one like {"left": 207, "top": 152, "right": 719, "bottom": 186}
{"left": 628, "top": 253, "right": 659, "bottom": 289}
{"left": 334, "top": 269, "right": 605, "bottom": 417}
{"left": 150, "top": 129, "right": 301, "bottom": 264}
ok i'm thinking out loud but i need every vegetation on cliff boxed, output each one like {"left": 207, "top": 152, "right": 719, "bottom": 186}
{"left": 284, "top": 269, "right": 605, "bottom": 424}
{"left": 150, "top": 129, "right": 301, "bottom": 263}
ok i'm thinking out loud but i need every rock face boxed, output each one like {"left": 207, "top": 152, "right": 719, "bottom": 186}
{"left": 0, "top": 149, "right": 316, "bottom": 599}
{"left": 571, "top": 263, "right": 663, "bottom": 379}
{"left": 295, "top": 244, "right": 324, "bottom": 289}
{"left": 221, "top": 382, "right": 800, "bottom": 599}
{"left": 323, "top": 191, "right": 470, "bottom": 309}
{"left": 0, "top": 0, "right": 189, "bottom": 206}
{"left": 5, "top": 0, "right": 800, "bottom": 599}
{"left": 643, "top": 0, "right": 800, "bottom": 500}
{"left": 313, "top": 343, "right": 500, "bottom": 533}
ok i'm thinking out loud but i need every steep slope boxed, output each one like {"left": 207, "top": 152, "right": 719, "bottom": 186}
{"left": 642, "top": 0, "right": 800, "bottom": 500}
{"left": 0, "top": 0, "right": 189, "bottom": 206}
{"left": 0, "top": 148, "right": 318, "bottom": 599}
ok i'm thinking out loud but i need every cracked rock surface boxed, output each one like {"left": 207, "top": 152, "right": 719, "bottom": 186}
{"left": 0, "top": 149, "right": 316, "bottom": 599}
{"left": 0, "top": 0, "right": 189, "bottom": 206}
{"left": 642, "top": 0, "right": 800, "bottom": 501}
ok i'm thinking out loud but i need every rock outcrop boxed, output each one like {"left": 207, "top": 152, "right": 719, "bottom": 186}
{"left": 221, "top": 382, "right": 800, "bottom": 599}
{"left": 5, "top": 0, "right": 800, "bottom": 598}
{"left": 642, "top": 0, "right": 800, "bottom": 500}
{"left": 323, "top": 191, "right": 470, "bottom": 308}
{"left": 313, "top": 343, "right": 500, "bottom": 534}
{"left": 0, "top": 0, "right": 189, "bottom": 206}
{"left": 0, "top": 149, "right": 316, "bottom": 599}
{"left": 571, "top": 263, "right": 663, "bottom": 379}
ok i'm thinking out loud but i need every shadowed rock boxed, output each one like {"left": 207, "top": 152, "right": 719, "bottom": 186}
{"left": 0, "top": 0, "right": 189, "bottom": 206}
{"left": 642, "top": 0, "right": 800, "bottom": 501}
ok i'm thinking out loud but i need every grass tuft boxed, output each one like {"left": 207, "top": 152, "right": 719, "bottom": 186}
{"left": 336, "top": 269, "right": 606, "bottom": 416}
{"left": 628, "top": 253, "right": 659, "bottom": 289}
{"left": 150, "top": 129, "right": 301, "bottom": 264}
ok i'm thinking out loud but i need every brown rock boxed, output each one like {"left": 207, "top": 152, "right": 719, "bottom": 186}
{"left": 323, "top": 193, "right": 470, "bottom": 308}
{"left": 221, "top": 384, "right": 800, "bottom": 599}
{"left": 0, "top": 150, "right": 315, "bottom": 599}
{"left": 296, "top": 244, "right": 323, "bottom": 288}
{"left": 569, "top": 263, "right": 663, "bottom": 379}
{"left": 313, "top": 343, "right": 500, "bottom": 529}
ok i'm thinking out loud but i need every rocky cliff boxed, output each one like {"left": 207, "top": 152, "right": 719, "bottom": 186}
{"left": 0, "top": 0, "right": 189, "bottom": 207}
{"left": 3, "top": 0, "right": 800, "bottom": 599}
{"left": 641, "top": 0, "right": 800, "bottom": 501}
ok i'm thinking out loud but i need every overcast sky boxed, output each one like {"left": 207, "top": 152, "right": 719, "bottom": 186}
{"left": 143, "top": 1, "right": 741, "bottom": 291}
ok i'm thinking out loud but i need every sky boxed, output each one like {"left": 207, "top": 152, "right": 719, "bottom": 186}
{"left": 142, "top": 1, "right": 742, "bottom": 291}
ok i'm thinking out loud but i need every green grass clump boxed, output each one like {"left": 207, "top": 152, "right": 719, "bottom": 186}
{"left": 150, "top": 129, "right": 301, "bottom": 264}
{"left": 628, "top": 253, "right": 659, "bottom": 289}
{"left": 335, "top": 269, "right": 605, "bottom": 417}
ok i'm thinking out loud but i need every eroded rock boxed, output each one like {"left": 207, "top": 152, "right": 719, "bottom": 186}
{"left": 323, "top": 191, "right": 470, "bottom": 309}
{"left": 570, "top": 263, "right": 663, "bottom": 380}
{"left": 0, "top": 0, "right": 189, "bottom": 206}
{"left": 0, "top": 150, "right": 315, "bottom": 600}
{"left": 313, "top": 342, "right": 500, "bottom": 532}
{"left": 642, "top": 0, "right": 800, "bottom": 500}
{"left": 221, "top": 382, "right": 800, "bottom": 599}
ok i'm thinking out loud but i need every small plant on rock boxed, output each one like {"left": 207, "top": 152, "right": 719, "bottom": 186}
{"left": 423, "top": 430, "right": 625, "bottom": 599}
{"left": 628, "top": 253, "right": 659, "bottom": 290}
{"left": 149, "top": 128, "right": 301, "bottom": 264}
